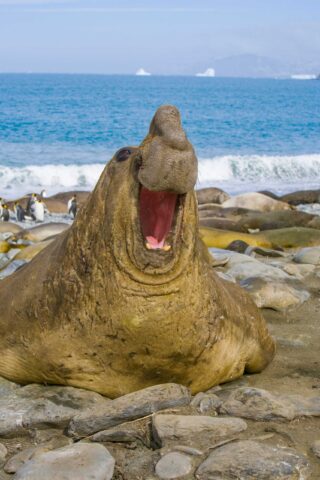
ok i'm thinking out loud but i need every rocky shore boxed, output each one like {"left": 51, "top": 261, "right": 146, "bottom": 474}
{"left": 0, "top": 187, "right": 320, "bottom": 478}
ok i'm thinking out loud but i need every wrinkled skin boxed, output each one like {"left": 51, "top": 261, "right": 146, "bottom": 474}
{"left": 0, "top": 106, "right": 275, "bottom": 398}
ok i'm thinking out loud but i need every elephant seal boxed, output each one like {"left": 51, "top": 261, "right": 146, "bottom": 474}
{"left": 199, "top": 204, "right": 256, "bottom": 220}
{"left": 222, "top": 192, "right": 292, "bottom": 212}
{"left": 281, "top": 189, "right": 320, "bottom": 205}
{"left": 237, "top": 210, "right": 316, "bottom": 232}
{"left": 0, "top": 105, "right": 275, "bottom": 398}
{"left": 199, "top": 217, "right": 247, "bottom": 232}
{"left": 0, "top": 241, "right": 10, "bottom": 254}
{"left": 14, "top": 239, "right": 54, "bottom": 262}
{"left": 13, "top": 223, "right": 70, "bottom": 242}
{"left": 0, "top": 223, "right": 23, "bottom": 235}
{"left": 258, "top": 190, "right": 280, "bottom": 200}
{"left": 200, "top": 210, "right": 318, "bottom": 233}
{"left": 201, "top": 226, "right": 320, "bottom": 249}
{"left": 196, "top": 187, "right": 230, "bottom": 205}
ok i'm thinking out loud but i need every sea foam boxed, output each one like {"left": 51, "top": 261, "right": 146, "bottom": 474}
{"left": 1, "top": 154, "right": 320, "bottom": 199}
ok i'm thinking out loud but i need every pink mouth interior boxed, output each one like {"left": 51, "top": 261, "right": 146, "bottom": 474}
{"left": 140, "top": 187, "right": 177, "bottom": 249}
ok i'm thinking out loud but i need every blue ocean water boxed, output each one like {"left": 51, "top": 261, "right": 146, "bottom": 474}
{"left": 1, "top": 74, "right": 320, "bottom": 198}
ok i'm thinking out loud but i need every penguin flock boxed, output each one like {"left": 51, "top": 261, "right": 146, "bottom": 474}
{"left": 0, "top": 192, "right": 78, "bottom": 223}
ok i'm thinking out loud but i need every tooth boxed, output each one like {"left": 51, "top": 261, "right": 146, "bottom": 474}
{"left": 162, "top": 244, "right": 171, "bottom": 251}
{"left": 146, "top": 242, "right": 152, "bottom": 250}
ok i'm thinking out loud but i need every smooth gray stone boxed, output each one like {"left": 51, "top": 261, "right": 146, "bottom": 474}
{"left": 0, "top": 260, "right": 27, "bottom": 279}
{"left": 240, "top": 277, "right": 310, "bottom": 311}
{"left": 12, "top": 443, "right": 115, "bottom": 480}
{"left": 220, "top": 387, "right": 320, "bottom": 421}
{"left": 0, "top": 471, "right": 12, "bottom": 480}
{"left": 6, "top": 248, "right": 21, "bottom": 259}
{"left": 227, "top": 261, "right": 290, "bottom": 281}
{"left": 171, "top": 445, "right": 203, "bottom": 456}
{"left": 90, "top": 416, "right": 152, "bottom": 447}
{"left": 0, "top": 384, "right": 111, "bottom": 437}
{"left": 68, "top": 383, "right": 191, "bottom": 439}
{"left": 196, "top": 440, "right": 311, "bottom": 479}
{"left": 190, "top": 393, "right": 222, "bottom": 414}
{"left": 294, "top": 247, "right": 320, "bottom": 265}
{"left": 0, "top": 377, "right": 20, "bottom": 397}
{"left": 0, "top": 233, "right": 15, "bottom": 241}
{"left": 152, "top": 414, "right": 247, "bottom": 448}
{"left": 4, "top": 437, "right": 72, "bottom": 473}
{"left": 312, "top": 440, "right": 320, "bottom": 458}
{"left": 283, "top": 263, "right": 315, "bottom": 279}
{"left": 0, "top": 442, "right": 7, "bottom": 465}
{"left": 0, "top": 253, "right": 12, "bottom": 270}
{"left": 216, "top": 271, "right": 236, "bottom": 283}
{"left": 155, "top": 452, "right": 193, "bottom": 479}
{"left": 213, "top": 250, "right": 290, "bottom": 282}
{"left": 5, "top": 447, "right": 41, "bottom": 474}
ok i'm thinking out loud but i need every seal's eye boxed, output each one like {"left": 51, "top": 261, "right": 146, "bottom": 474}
{"left": 115, "top": 148, "right": 132, "bottom": 162}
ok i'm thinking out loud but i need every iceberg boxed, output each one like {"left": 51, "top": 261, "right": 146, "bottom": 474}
{"left": 136, "top": 68, "right": 151, "bottom": 76}
{"left": 291, "top": 74, "right": 316, "bottom": 80}
{"left": 196, "top": 68, "right": 215, "bottom": 77}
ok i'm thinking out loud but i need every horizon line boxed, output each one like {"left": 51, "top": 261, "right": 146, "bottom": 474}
{"left": 0, "top": 72, "right": 294, "bottom": 79}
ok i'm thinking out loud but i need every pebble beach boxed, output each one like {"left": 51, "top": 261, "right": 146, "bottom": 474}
{"left": 0, "top": 184, "right": 320, "bottom": 478}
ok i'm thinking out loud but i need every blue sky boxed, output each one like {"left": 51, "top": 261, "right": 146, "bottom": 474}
{"left": 0, "top": 0, "right": 319, "bottom": 74}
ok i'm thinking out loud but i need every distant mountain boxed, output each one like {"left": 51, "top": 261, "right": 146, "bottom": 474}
{"left": 197, "top": 54, "right": 320, "bottom": 78}
{"left": 212, "top": 54, "right": 289, "bottom": 77}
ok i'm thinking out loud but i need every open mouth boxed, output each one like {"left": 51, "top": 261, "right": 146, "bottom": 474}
{"left": 139, "top": 187, "right": 180, "bottom": 251}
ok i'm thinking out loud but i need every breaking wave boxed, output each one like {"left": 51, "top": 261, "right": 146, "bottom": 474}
{"left": 197, "top": 153, "right": 320, "bottom": 184}
{"left": 0, "top": 164, "right": 106, "bottom": 199}
{"left": 1, "top": 153, "right": 320, "bottom": 199}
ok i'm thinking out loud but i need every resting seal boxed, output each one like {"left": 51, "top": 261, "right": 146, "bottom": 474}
{"left": 201, "top": 226, "right": 320, "bottom": 249}
{"left": 0, "top": 106, "right": 275, "bottom": 398}
{"left": 222, "top": 192, "right": 292, "bottom": 212}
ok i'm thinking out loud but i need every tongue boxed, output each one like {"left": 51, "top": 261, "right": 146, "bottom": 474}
{"left": 140, "top": 187, "right": 177, "bottom": 249}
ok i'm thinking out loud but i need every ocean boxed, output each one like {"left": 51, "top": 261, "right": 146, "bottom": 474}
{"left": 1, "top": 74, "right": 320, "bottom": 199}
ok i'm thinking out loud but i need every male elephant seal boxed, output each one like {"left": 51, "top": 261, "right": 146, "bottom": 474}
{"left": 0, "top": 106, "right": 275, "bottom": 398}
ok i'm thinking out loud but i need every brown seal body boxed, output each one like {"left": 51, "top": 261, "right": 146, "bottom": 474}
{"left": 281, "top": 189, "right": 320, "bottom": 205}
{"left": 196, "top": 187, "right": 230, "bottom": 205}
{"left": 0, "top": 106, "right": 275, "bottom": 398}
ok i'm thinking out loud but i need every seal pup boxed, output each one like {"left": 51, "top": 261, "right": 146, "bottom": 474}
{"left": 68, "top": 195, "right": 77, "bottom": 218}
{"left": 0, "top": 106, "right": 275, "bottom": 398}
